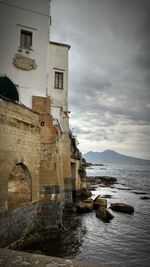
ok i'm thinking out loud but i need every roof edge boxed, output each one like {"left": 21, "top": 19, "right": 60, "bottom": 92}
{"left": 50, "top": 41, "right": 71, "bottom": 50}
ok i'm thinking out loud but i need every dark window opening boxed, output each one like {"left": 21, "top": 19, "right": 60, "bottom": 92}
{"left": 20, "top": 30, "right": 32, "bottom": 49}
{"left": 0, "top": 75, "right": 19, "bottom": 101}
{"left": 54, "top": 72, "right": 63, "bottom": 89}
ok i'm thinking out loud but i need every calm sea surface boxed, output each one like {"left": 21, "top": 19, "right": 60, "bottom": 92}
{"left": 25, "top": 163, "right": 150, "bottom": 267}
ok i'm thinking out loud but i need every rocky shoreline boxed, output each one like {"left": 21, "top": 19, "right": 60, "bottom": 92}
{"left": 75, "top": 175, "right": 134, "bottom": 222}
{"left": 8, "top": 173, "right": 150, "bottom": 260}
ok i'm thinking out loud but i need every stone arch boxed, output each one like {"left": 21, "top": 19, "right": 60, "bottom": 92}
{"left": 7, "top": 163, "right": 32, "bottom": 209}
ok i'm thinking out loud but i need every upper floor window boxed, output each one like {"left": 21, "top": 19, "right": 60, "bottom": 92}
{"left": 20, "top": 30, "right": 32, "bottom": 49}
{"left": 54, "top": 72, "right": 63, "bottom": 89}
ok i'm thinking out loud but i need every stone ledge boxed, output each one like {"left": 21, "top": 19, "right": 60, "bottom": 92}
{"left": 0, "top": 248, "right": 118, "bottom": 267}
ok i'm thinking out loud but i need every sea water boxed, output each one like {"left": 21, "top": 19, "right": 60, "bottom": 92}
{"left": 24, "top": 163, "right": 150, "bottom": 267}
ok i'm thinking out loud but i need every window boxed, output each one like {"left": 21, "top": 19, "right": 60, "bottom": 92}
{"left": 54, "top": 72, "right": 63, "bottom": 89}
{"left": 20, "top": 30, "right": 32, "bottom": 49}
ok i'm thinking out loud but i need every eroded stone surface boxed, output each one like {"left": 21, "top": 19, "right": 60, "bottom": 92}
{"left": 13, "top": 53, "right": 37, "bottom": 71}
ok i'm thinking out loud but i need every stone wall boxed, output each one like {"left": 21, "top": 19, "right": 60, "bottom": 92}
{"left": 0, "top": 201, "right": 38, "bottom": 247}
{"left": 61, "top": 133, "right": 73, "bottom": 208}
{"left": 0, "top": 97, "right": 41, "bottom": 212}
{"left": 71, "top": 158, "right": 81, "bottom": 198}
{"left": 0, "top": 96, "right": 83, "bottom": 247}
{"left": 32, "top": 96, "right": 65, "bottom": 228}
{"left": 0, "top": 199, "right": 62, "bottom": 248}
{"left": 0, "top": 96, "right": 65, "bottom": 247}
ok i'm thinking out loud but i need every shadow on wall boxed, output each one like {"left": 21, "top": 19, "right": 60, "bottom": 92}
{"left": 8, "top": 163, "right": 32, "bottom": 209}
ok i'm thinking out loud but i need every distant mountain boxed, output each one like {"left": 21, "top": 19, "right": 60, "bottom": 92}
{"left": 83, "top": 150, "right": 150, "bottom": 165}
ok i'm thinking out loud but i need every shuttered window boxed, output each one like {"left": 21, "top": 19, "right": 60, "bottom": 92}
{"left": 54, "top": 72, "right": 63, "bottom": 89}
{"left": 20, "top": 30, "right": 32, "bottom": 49}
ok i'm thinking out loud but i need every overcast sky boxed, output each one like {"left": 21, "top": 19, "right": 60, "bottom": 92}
{"left": 51, "top": 0, "right": 150, "bottom": 159}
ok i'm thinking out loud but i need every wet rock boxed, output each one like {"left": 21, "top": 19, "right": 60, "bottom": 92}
{"left": 94, "top": 195, "right": 107, "bottom": 209}
{"left": 76, "top": 198, "right": 94, "bottom": 213}
{"left": 87, "top": 176, "right": 117, "bottom": 187}
{"left": 140, "top": 196, "right": 150, "bottom": 200}
{"left": 133, "top": 191, "right": 147, "bottom": 195}
{"left": 80, "top": 188, "right": 92, "bottom": 198}
{"left": 100, "top": 194, "right": 112, "bottom": 199}
{"left": 110, "top": 203, "right": 134, "bottom": 214}
{"left": 96, "top": 207, "right": 114, "bottom": 221}
{"left": 97, "top": 176, "right": 117, "bottom": 184}
{"left": 116, "top": 187, "right": 133, "bottom": 191}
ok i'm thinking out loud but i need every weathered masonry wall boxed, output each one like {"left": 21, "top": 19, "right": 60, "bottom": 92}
{"left": 0, "top": 96, "right": 65, "bottom": 247}
{"left": 0, "top": 97, "right": 41, "bottom": 211}
{"left": 71, "top": 158, "right": 81, "bottom": 198}
{"left": 61, "top": 133, "right": 73, "bottom": 208}
{"left": 32, "top": 96, "right": 64, "bottom": 231}
{"left": 0, "top": 201, "right": 38, "bottom": 247}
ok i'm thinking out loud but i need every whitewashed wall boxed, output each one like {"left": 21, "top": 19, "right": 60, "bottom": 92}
{"left": 48, "top": 42, "right": 70, "bottom": 132}
{"left": 0, "top": 0, "right": 50, "bottom": 108}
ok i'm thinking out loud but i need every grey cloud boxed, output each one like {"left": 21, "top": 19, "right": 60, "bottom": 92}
{"left": 51, "top": 0, "right": 150, "bottom": 158}
{"left": 134, "top": 50, "right": 150, "bottom": 70}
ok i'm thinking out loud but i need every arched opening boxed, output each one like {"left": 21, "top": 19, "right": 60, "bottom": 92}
{"left": 8, "top": 163, "right": 32, "bottom": 209}
{"left": 0, "top": 75, "right": 19, "bottom": 101}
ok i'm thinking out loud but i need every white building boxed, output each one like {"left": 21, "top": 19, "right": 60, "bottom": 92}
{"left": 0, "top": 0, "right": 50, "bottom": 108}
{"left": 0, "top": 1, "right": 71, "bottom": 133}
{"left": 48, "top": 41, "right": 71, "bottom": 132}
{"left": 0, "top": 0, "right": 82, "bottom": 203}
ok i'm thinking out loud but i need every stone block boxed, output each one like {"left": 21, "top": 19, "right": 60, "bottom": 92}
{"left": 32, "top": 96, "right": 51, "bottom": 114}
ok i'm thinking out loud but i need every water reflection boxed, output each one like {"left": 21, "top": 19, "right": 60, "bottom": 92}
{"left": 23, "top": 164, "right": 150, "bottom": 266}
{"left": 24, "top": 212, "right": 87, "bottom": 258}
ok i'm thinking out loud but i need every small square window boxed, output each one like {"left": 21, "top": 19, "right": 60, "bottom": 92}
{"left": 54, "top": 72, "right": 63, "bottom": 89}
{"left": 20, "top": 30, "right": 32, "bottom": 49}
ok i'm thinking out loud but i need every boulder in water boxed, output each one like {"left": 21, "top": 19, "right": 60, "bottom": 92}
{"left": 140, "top": 196, "right": 150, "bottom": 200}
{"left": 110, "top": 203, "right": 134, "bottom": 214}
{"left": 76, "top": 198, "right": 94, "bottom": 213}
{"left": 96, "top": 207, "right": 114, "bottom": 221}
{"left": 94, "top": 195, "right": 107, "bottom": 209}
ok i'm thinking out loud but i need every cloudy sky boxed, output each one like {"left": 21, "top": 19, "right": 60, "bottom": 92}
{"left": 51, "top": 0, "right": 150, "bottom": 159}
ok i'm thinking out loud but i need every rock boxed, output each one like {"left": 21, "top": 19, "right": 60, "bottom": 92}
{"left": 110, "top": 203, "right": 134, "bottom": 214}
{"left": 116, "top": 187, "right": 132, "bottom": 191}
{"left": 100, "top": 194, "right": 112, "bottom": 199}
{"left": 140, "top": 196, "right": 150, "bottom": 200}
{"left": 76, "top": 198, "right": 94, "bottom": 213}
{"left": 81, "top": 188, "right": 92, "bottom": 198}
{"left": 96, "top": 207, "right": 114, "bottom": 221}
{"left": 133, "top": 191, "right": 147, "bottom": 195}
{"left": 94, "top": 195, "right": 107, "bottom": 209}
{"left": 87, "top": 176, "right": 117, "bottom": 187}
{"left": 97, "top": 176, "right": 117, "bottom": 183}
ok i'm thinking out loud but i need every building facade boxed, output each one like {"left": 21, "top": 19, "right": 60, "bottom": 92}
{"left": 0, "top": 0, "right": 84, "bottom": 247}
{"left": 48, "top": 41, "right": 82, "bottom": 204}
{"left": 0, "top": 0, "right": 50, "bottom": 107}
{"left": 48, "top": 41, "right": 70, "bottom": 133}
